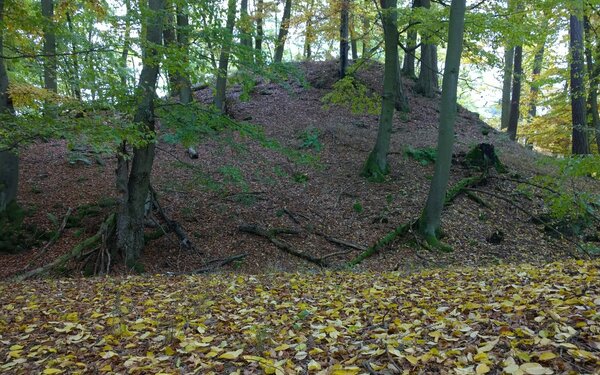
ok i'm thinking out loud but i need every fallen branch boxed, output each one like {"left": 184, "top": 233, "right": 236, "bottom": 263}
{"left": 22, "top": 208, "right": 72, "bottom": 270}
{"left": 239, "top": 224, "right": 326, "bottom": 266}
{"left": 13, "top": 214, "right": 116, "bottom": 281}
{"left": 176, "top": 254, "right": 248, "bottom": 274}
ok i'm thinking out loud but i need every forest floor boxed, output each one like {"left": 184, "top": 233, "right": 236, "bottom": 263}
{"left": 0, "top": 60, "right": 596, "bottom": 279}
{"left": 1, "top": 259, "right": 599, "bottom": 374}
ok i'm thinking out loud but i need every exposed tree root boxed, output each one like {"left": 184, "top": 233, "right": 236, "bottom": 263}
{"left": 13, "top": 213, "right": 116, "bottom": 281}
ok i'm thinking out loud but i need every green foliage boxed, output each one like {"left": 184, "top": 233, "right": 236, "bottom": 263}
{"left": 0, "top": 202, "right": 43, "bottom": 253}
{"left": 405, "top": 146, "right": 437, "bottom": 166}
{"left": 352, "top": 201, "right": 363, "bottom": 213}
{"left": 321, "top": 76, "right": 381, "bottom": 115}
{"left": 298, "top": 127, "right": 322, "bottom": 152}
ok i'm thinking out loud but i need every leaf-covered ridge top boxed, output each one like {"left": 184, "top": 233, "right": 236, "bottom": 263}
{"left": 1, "top": 259, "right": 599, "bottom": 374}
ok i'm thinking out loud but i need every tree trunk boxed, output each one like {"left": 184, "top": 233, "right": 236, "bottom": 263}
{"left": 361, "top": 0, "right": 398, "bottom": 181}
{"left": 42, "top": 0, "right": 57, "bottom": 94}
{"left": 361, "top": 0, "right": 370, "bottom": 58}
{"left": 570, "top": 0, "right": 590, "bottom": 155}
{"left": 240, "top": 0, "right": 252, "bottom": 48}
{"left": 340, "top": 0, "right": 350, "bottom": 78}
{"left": 120, "top": 0, "right": 132, "bottom": 88}
{"left": 176, "top": 3, "right": 192, "bottom": 104}
{"left": 402, "top": 0, "right": 420, "bottom": 78}
{"left": 584, "top": 15, "right": 600, "bottom": 152}
{"left": 419, "top": 0, "right": 466, "bottom": 247}
{"left": 273, "top": 0, "right": 292, "bottom": 63}
{"left": 500, "top": 46, "right": 513, "bottom": 129}
{"left": 350, "top": 12, "right": 358, "bottom": 61}
{"left": 65, "top": 12, "right": 81, "bottom": 99}
{"left": 395, "top": 57, "right": 409, "bottom": 112}
{"left": 255, "top": 0, "right": 264, "bottom": 56}
{"left": 115, "top": 0, "right": 165, "bottom": 267}
{"left": 214, "top": 0, "right": 236, "bottom": 113}
{"left": 415, "top": 0, "right": 436, "bottom": 97}
{"left": 304, "top": 0, "right": 315, "bottom": 60}
{"left": 507, "top": 45, "right": 522, "bottom": 141}
{"left": 528, "top": 43, "right": 545, "bottom": 118}
{"left": 163, "top": 7, "right": 177, "bottom": 96}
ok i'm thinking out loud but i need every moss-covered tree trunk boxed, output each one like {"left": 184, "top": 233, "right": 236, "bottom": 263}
{"left": 507, "top": 45, "right": 522, "bottom": 141}
{"left": 361, "top": 0, "right": 398, "bottom": 181}
{"left": 214, "top": 0, "right": 236, "bottom": 113}
{"left": 115, "top": 0, "right": 164, "bottom": 267}
{"left": 415, "top": 0, "right": 436, "bottom": 98}
{"left": 419, "top": 0, "right": 466, "bottom": 248}
{"left": 0, "top": 0, "right": 17, "bottom": 213}
{"left": 570, "top": 0, "right": 590, "bottom": 155}
{"left": 273, "top": 0, "right": 292, "bottom": 63}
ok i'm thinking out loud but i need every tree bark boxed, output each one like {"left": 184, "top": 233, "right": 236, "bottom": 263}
{"left": 570, "top": 0, "right": 590, "bottom": 155}
{"left": 528, "top": 36, "right": 546, "bottom": 118}
{"left": 584, "top": 14, "right": 600, "bottom": 152}
{"left": 349, "top": 11, "right": 358, "bottom": 61}
{"left": 340, "top": 0, "right": 350, "bottom": 78}
{"left": 176, "top": 3, "right": 192, "bottom": 104}
{"left": 65, "top": 12, "right": 81, "bottom": 99}
{"left": 214, "top": 0, "right": 236, "bottom": 113}
{"left": 415, "top": 0, "right": 436, "bottom": 97}
{"left": 402, "top": 0, "right": 420, "bottom": 78}
{"left": 42, "top": 0, "right": 57, "bottom": 94}
{"left": 120, "top": 0, "right": 132, "bottom": 88}
{"left": 361, "top": 0, "right": 370, "bottom": 57}
{"left": 240, "top": 0, "right": 252, "bottom": 48}
{"left": 507, "top": 45, "right": 522, "bottom": 141}
{"left": 255, "top": 0, "right": 264, "bottom": 56}
{"left": 162, "top": 7, "right": 177, "bottom": 96}
{"left": 500, "top": 46, "right": 513, "bottom": 129}
{"left": 361, "top": 0, "right": 399, "bottom": 180}
{"left": 419, "top": 0, "right": 466, "bottom": 246}
{"left": 273, "top": 0, "right": 292, "bottom": 63}
{"left": 115, "top": 0, "right": 165, "bottom": 267}
{"left": 395, "top": 57, "right": 409, "bottom": 112}
{"left": 0, "top": 0, "right": 17, "bottom": 213}
{"left": 303, "top": 0, "right": 315, "bottom": 60}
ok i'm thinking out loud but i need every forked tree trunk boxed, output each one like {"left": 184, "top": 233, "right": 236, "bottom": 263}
{"left": 500, "top": 46, "right": 513, "bottom": 129}
{"left": 0, "top": 0, "right": 17, "bottom": 213}
{"left": 361, "top": 0, "right": 399, "bottom": 180}
{"left": 507, "top": 45, "right": 522, "bottom": 141}
{"left": 419, "top": 0, "right": 466, "bottom": 246}
{"left": 570, "top": 0, "right": 590, "bottom": 154}
{"left": 214, "top": 0, "right": 236, "bottom": 113}
{"left": 273, "top": 0, "right": 292, "bottom": 63}
{"left": 115, "top": 0, "right": 165, "bottom": 267}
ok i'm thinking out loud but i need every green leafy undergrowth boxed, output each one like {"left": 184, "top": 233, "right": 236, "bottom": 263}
{"left": 1, "top": 260, "right": 599, "bottom": 374}
{"left": 321, "top": 76, "right": 381, "bottom": 115}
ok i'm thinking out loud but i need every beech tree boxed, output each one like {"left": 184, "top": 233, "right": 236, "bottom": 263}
{"left": 340, "top": 0, "right": 350, "bottom": 78}
{"left": 419, "top": 0, "right": 466, "bottom": 249}
{"left": 273, "top": 0, "right": 292, "bottom": 63}
{"left": 0, "top": 0, "right": 17, "bottom": 214}
{"left": 214, "top": 0, "right": 236, "bottom": 113}
{"left": 570, "top": 0, "right": 589, "bottom": 155}
{"left": 584, "top": 14, "right": 600, "bottom": 151}
{"left": 114, "top": 0, "right": 165, "bottom": 267}
{"left": 500, "top": 46, "right": 513, "bottom": 130}
{"left": 361, "top": 0, "right": 399, "bottom": 181}
{"left": 402, "top": 0, "right": 420, "bottom": 79}
{"left": 415, "top": 0, "right": 437, "bottom": 98}
{"left": 507, "top": 45, "right": 522, "bottom": 141}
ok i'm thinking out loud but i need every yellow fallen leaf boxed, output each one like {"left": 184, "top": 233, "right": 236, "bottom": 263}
{"left": 520, "top": 362, "right": 553, "bottom": 375}
{"left": 331, "top": 368, "right": 361, "bottom": 375}
{"left": 476, "top": 364, "right": 490, "bottom": 374}
{"left": 42, "top": 369, "right": 63, "bottom": 375}
{"left": 538, "top": 352, "right": 556, "bottom": 361}
{"left": 307, "top": 359, "right": 321, "bottom": 371}
{"left": 405, "top": 355, "right": 419, "bottom": 365}
{"left": 219, "top": 348, "right": 243, "bottom": 360}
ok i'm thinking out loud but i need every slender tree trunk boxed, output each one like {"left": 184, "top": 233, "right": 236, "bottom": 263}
{"left": 361, "top": 0, "right": 398, "bottom": 181}
{"left": 42, "top": 0, "right": 57, "bottom": 93}
{"left": 340, "top": 0, "right": 350, "bottom": 78}
{"left": 415, "top": 0, "right": 436, "bottom": 97}
{"left": 570, "top": 0, "right": 589, "bottom": 155}
{"left": 214, "top": 0, "right": 236, "bottom": 113}
{"left": 402, "top": 0, "right": 420, "bottom": 78}
{"left": 273, "top": 0, "right": 292, "bottom": 63}
{"left": 240, "top": 0, "right": 252, "bottom": 48}
{"left": 528, "top": 43, "right": 545, "bottom": 118}
{"left": 507, "top": 45, "right": 522, "bottom": 141}
{"left": 395, "top": 57, "right": 409, "bottom": 112}
{"left": 163, "top": 7, "right": 177, "bottom": 96}
{"left": 176, "top": 3, "right": 192, "bottom": 104}
{"left": 350, "top": 11, "right": 358, "bottom": 61}
{"left": 361, "top": 0, "right": 370, "bottom": 57}
{"left": 584, "top": 15, "right": 600, "bottom": 152}
{"left": 0, "top": 0, "right": 17, "bottom": 213}
{"left": 255, "top": 0, "right": 264, "bottom": 56}
{"left": 65, "top": 12, "right": 81, "bottom": 99}
{"left": 500, "top": 46, "right": 513, "bottom": 129}
{"left": 120, "top": 0, "right": 132, "bottom": 88}
{"left": 115, "top": 0, "right": 165, "bottom": 267}
{"left": 304, "top": 0, "right": 315, "bottom": 60}
{"left": 419, "top": 0, "right": 466, "bottom": 246}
